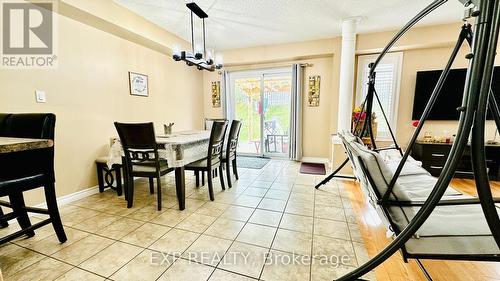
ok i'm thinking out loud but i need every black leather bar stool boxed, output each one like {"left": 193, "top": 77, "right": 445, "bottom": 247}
{"left": 0, "top": 113, "right": 67, "bottom": 244}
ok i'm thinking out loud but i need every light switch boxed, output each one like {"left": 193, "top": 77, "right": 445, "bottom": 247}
{"left": 35, "top": 90, "right": 46, "bottom": 103}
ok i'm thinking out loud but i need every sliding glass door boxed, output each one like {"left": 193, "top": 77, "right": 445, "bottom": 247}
{"left": 229, "top": 68, "right": 292, "bottom": 157}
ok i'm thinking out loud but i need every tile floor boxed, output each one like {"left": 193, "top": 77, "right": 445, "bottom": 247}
{"left": 0, "top": 160, "right": 375, "bottom": 281}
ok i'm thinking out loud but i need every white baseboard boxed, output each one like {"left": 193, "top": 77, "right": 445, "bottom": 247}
{"left": 35, "top": 185, "right": 100, "bottom": 208}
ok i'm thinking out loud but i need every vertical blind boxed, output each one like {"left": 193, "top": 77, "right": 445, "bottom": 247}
{"left": 357, "top": 53, "right": 402, "bottom": 139}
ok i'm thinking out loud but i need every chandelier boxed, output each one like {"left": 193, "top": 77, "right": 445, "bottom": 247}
{"left": 172, "top": 2, "right": 222, "bottom": 72}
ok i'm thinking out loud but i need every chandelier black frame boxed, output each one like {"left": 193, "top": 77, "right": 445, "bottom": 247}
{"left": 172, "top": 2, "right": 222, "bottom": 72}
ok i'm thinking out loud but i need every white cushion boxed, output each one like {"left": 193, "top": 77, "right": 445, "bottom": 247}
{"left": 133, "top": 164, "right": 170, "bottom": 173}
{"left": 405, "top": 204, "right": 500, "bottom": 255}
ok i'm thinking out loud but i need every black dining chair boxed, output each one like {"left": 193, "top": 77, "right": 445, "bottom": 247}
{"left": 0, "top": 113, "right": 67, "bottom": 244}
{"left": 114, "top": 122, "right": 174, "bottom": 210}
{"left": 222, "top": 120, "right": 242, "bottom": 188}
{"left": 185, "top": 121, "right": 228, "bottom": 201}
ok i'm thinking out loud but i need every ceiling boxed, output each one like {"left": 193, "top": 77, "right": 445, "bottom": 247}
{"left": 114, "top": 0, "right": 466, "bottom": 51}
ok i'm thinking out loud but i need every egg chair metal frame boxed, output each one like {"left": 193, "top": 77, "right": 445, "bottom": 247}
{"left": 322, "top": 0, "right": 500, "bottom": 280}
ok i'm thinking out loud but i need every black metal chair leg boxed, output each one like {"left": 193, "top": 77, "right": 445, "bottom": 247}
{"left": 127, "top": 175, "right": 134, "bottom": 208}
{"left": 195, "top": 170, "right": 199, "bottom": 187}
{"left": 9, "top": 192, "right": 34, "bottom": 237}
{"left": 232, "top": 159, "right": 239, "bottom": 180}
{"left": 226, "top": 161, "right": 232, "bottom": 188}
{"left": 96, "top": 163, "right": 105, "bottom": 193}
{"left": 0, "top": 207, "right": 8, "bottom": 228}
{"left": 115, "top": 166, "right": 123, "bottom": 196}
{"left": 149, "top": 178, "right": 154, "bottom": 194}
{"left": 44, "top": 182, "right": 67, "bottom": 243}
{"left": 207, "top": 170, "right": 215, "bottom": 201}
{"left": 156, "top": 174, "right": 162, "bottom": 211}
{"left": 202, "top": 171, "right": 205, "bottom": 186}
{"left": 219, "top": 165, "right": 225, "bottom": 190}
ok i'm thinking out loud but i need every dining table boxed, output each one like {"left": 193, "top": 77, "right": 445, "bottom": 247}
{"left": 107, "top": 130, "right": 211, "bottom": 210}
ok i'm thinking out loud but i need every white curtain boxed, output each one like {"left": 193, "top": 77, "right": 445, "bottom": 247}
{"left": 222, "top": 70, "right": 234, "bottom": 121}
{"left": 289, "top": 64, "right": 303, "bottom": 160}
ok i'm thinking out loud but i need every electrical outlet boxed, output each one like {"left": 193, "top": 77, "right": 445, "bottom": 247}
{"left": 35, "top": 90, "right": 46, "bottom": 103}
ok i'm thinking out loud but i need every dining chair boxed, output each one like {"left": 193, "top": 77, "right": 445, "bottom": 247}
{"left": 185, "top": 120, "right": 228, "bottom": 201}
{"left": 114, "top": 122, "right": 174, "bottom": 210}
{"left": 222, "top": 120, "right": 242, "bottom": 188}
{"left": 0, "top": 113, "right": 67, "bottom": 244}
{"left": 204, "top": 118, "right": 227, "bottom": 131}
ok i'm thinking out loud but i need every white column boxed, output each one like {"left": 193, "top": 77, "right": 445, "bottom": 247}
{"left": 337, "top": 19, "right": 358, "bottom": 136}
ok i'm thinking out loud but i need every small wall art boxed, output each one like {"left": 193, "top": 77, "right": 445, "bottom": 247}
{"left": 129, "top": 72, "right": 149, "bottom": 97}
{"left": 211, "top": 81, "right": 221, "bottom": 108}
{"left": 308, "top": 75, "right": 321, "bottom": 107}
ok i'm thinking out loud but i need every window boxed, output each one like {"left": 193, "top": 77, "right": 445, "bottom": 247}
{"left": 355, "top": 52, "right": 403, "bottom": 140}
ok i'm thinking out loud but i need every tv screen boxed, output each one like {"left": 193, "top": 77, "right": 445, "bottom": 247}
{"left": 412, "top": 67, "right": 500, "bottom": 120}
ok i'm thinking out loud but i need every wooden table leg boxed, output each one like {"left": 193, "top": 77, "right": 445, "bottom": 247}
{"left": 175, "top": 167, "right": 186, "bottom": 210}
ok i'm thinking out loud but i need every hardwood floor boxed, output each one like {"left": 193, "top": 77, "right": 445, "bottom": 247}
{"left": 338, "top": 178, "right": 500, "bottom": 281}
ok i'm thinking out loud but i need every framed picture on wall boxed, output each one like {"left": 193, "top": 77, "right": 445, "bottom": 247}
{"left": 128, "top": 72, "right": 149, "bottom": 97}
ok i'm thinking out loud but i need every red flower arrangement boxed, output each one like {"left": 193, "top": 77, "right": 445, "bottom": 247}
{"left": 412, "top": 120, "right": 420, "bottom": 127}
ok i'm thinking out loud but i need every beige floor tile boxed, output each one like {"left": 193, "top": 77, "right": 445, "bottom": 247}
{"left": 261, "top": 250, "right": 311, "bottom": 281}
{"left": 285, "top": 201, "right": 314, "bottom": 217}
{"left": 353, "top": 242, "right": 371, "bottom": 265}
{"left": 269, "top": 182, "right": 294, "bottom": 191}
{"left": 126, "top": 204, "right": 166, "bottom": 221}
{"left": 61, "top": 207, "right": 101, "bottom": 227}
{"left": 250, "top": 181, "right": 273, "bottom": 188}
{"left": 214, "top": 192, "right": 240, "bottom": 204}
{"left": 315, "top": 194, "right": 343, "bottom": 208}
{"left": 79, "top": 241, "right": 142, "bottom": 277}
{"left": 54, "top": 267, "right": 105, "bottom": 281}
{"left": 314, "top": 218, "right": 350, "bottom": 240}
{"left": 220, "top": 205, "right": 254, "bottom": 222}
{"left": 195, "top": 202, "right": 231, "bottom": 217}
{"left": 236, "top": 223, "right": 276, "bottom": 248}
{"left": 249, "top": 209, "right": 282, "bottom": 227}
{"left": 29, "top": 227, "right": 89, "bottom": 255}
{"left": 176, "top": 213, "right": 217, "bottom": 233}
{"left": 150, "top": 209, "right": 193, "bottom": 227}
{"left": 51, "top": 234, "right": 114, "bottom": 265}
{"left": 218, "top": 241, "right": 268, "bottom": 279}
{"left": 258, "top": 198, "right": 286, "bottom": 212}
{"left": 209, "top": 269, "right": 256, "bottom": 280}
{"left": 0, "top": 244, "right": 45, "bottom": 278}
{"left": 279, "top": 213, "right": 313, "bottom": 233}
{"left": 348, "top": 223, "right": 363, "bottom": 243}
{"left": 312, "top": 235, "right": 357, "bottom": 267}
{"left": 120, "top": 223, "right": 171, "bottom": 247}
{"left": 310, "top": 259, "right": 357, "bottom": 281}
{"left": 183, "top": 235, "right": 232, "bottom": 266}
{"left": 233, "top": 195, "right": 262, "bottom": 208}
{"left": 183, "top": 198, "right": 208, "bottom": 211}
{"left": 243, "top": 187, "right": 268, "bottom": 197}
{"left": 204, "top": 218, "right": 245, "bottom": 240}
{"left": 12, "top": 224, "right": 56, "bottom": 248}
{"left": 313, "top": 205, "right": 346, "bottom": 221}
{"left": 111, "top": 249, "right": 173, "bottom": 281}
{"left": 158, "top": 258, "right": 214, "bottom": 281}
{"left": 288, "top": 193, "right": 314, "bottom": 204}
{"left": 149, "top": 228, "right": 200, "bottom": 256}
{"left": 272, "top": 228, "right": 312, "bottom": 256}
{"left": 74, "top": 213, "right": 121, "bottom": 232}
{"left": 95, "top": 217, "right": 144, "bottom": 239}
{"left": 291, "top": 184, "right": 315, "bottom": 194}
{"left": 264, "top": 189, "right": 290, "bottom": 200}
{"left": 9, "top": 257, "right": 72, "bottom": 281}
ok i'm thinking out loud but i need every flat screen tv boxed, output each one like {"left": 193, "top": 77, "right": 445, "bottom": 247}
{"left": 411, "top": 67, "right": 500, "bottom": 120}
